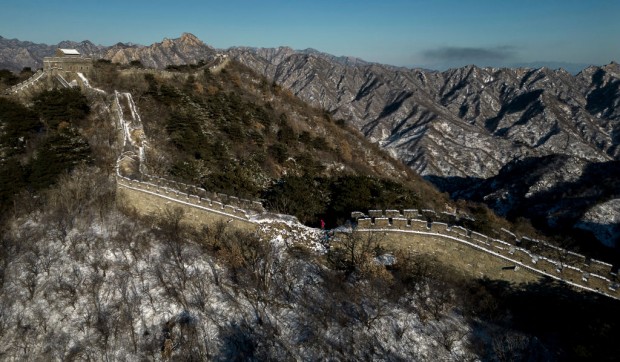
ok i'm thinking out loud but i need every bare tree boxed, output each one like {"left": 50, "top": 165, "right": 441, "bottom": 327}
{"left": 327, "top": 230, "right": 386, "bottom": 278}
{"left": 431, "top": 319, "right": 470, "bottom": 356}
{"left": 492, "top": 331, "right": 535, "bottom": 362}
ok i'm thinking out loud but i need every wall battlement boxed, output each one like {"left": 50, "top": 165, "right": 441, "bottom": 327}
{"left": 116, "top": 173, "right": 263, "bottom": 231}
{"left": 134, "top": 173, "right": 265, "bottom": 214}
{"left": 4, "top": 70, "right": 46, "bottom": 95}
{"left": 352, "top": 209, "right": 619, "bottom": 299}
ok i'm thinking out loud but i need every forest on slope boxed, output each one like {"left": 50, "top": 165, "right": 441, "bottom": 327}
{"left": 92, "top": 59, "right": 520, "bottom": 234}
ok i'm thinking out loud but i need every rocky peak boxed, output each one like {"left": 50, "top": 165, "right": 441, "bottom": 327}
{"left": 97, "top": 33, "right": 216, "bottom": 68}
{"left": 161, "top": 37, "right": 174, "bottom": 47}
{"left": 179, "top": 32, "right": 203, "bottom": 46}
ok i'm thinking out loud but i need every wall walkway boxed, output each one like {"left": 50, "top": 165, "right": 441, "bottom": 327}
{"left": 4, "top": 70, "right": 48, "bottom": 95}
{"left": 353, "top": 211, "right": 619, "bottom": 299}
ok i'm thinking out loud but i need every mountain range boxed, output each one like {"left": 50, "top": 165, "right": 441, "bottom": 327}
{"left": 1, "top": 33, "right": 619, "bottom": 249}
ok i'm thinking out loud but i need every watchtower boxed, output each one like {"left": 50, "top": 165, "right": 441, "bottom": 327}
{"left": 43, "top": 48, "right": 92, "bottom": 77}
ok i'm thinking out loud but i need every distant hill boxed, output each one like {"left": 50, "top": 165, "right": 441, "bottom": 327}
{"left": 0, "top": 33, "right": 213, "bottom": 71}
{"left": 226, "top": 47, "right": 620, "bottom": 250}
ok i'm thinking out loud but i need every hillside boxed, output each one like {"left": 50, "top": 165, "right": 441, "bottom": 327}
{"left": 0, "top": 64, "right": 534, "bottom": 360}
{"left": 227, "top": 47, "right": 620, "bottom": 250}
{"left": 3, "top": 48, "right": 620, "bottom": 359}
{"left": 2, "top": 33, "right": 618, "bottom": 250}
{"left": 93, "top": 59, "right": 456, "bottom": 228}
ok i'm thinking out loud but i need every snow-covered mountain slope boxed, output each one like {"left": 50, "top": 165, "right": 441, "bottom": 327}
{"left": 0, "top": 172, "right": 479, "bottom": 360}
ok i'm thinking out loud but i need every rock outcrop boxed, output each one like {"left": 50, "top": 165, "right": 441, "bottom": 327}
{"left": 102, "top": 33, "right": 216, "bottom": 68}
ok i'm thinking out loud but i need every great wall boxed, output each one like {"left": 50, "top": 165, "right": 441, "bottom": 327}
{"left": 4, "top": 49, "right": 93, "bottom": 97}
{"left": 6, "top": 51, "right": 620, "bottom": 299}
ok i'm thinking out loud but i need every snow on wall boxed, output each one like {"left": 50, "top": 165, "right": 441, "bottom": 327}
{"left": 352, "top": 209, "right": 619, "bottom": 299}
{"left": 4, "top": 69, "right": 47, "bottom": 94}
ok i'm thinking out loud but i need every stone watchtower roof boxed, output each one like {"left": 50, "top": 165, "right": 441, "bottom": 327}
{"left": 56, "top": 48, "right": 81, "bottom": 57}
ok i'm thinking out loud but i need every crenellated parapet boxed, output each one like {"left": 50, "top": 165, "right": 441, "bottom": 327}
{"left": 137, "top": 173, "right": 265, "bottom": 213}
{"left": 4, "top": 70, "right": 49, "bottom": 96}
{"left": 351, "top": 209, "right": 619, "bottom": 299}
{"left": 117, "top": 172, "right": 265, "bottom": 219}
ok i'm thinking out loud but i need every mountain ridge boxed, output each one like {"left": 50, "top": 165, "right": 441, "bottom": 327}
{"left": 223, "top": 45, "right": 619, "bottom": 247}
{"left": 2, "top": 33, "right": 619, "bottom": 248}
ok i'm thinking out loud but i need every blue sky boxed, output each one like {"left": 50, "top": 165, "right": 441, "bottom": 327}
{"left": 1, "top": 0, "right": 618, "bottom": 70}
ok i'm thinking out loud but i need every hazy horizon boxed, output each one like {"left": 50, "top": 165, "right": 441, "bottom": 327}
{"left": 1, "top": 0, "right": 618, "bottom": 72}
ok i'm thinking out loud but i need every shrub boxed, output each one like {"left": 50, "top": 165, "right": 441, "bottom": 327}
{"left": 129, "top": 60, "right": 143, "bottom": 68}
{"left": 296, "top": 152, "right": 324, "bottom": 176}
{"left": 311, "top": 136, "right": 329, "bottom": 150}
{"left": 268, "top": 144, "right": 288, "bottom": 164}
{"left": 276, "top": 117, "right": 296, "bottom": 144}
{"left": 325, "top": 176, "right": 420, "bottom": 226}
{"left": 33, "top": 88, "right": 90, "bottom": 129}
{"left": 299, "top": 131, "right": 312, "bottom": 144}
{"left": 263, "top": 176, "right": 328, "bottom": 224}
{"left": 0, "top": 69, "right": 19, "bottom": 86}
{"left": 27, "top": 127, "right": 92, "bottom": 190}
{"left": 327, "top": 231, "right": 386, "bottom": 277}
{"left": 201, "top": 163, "right": 262, "bottom": 198}
{"left": 0, "top": 98, "right": 42, "bottom": 151}
{"left": 0, "top": 158, "right": 26, "bottom": 214}
{"left": 165, "top": 111, "right": 203, "bottom": 155}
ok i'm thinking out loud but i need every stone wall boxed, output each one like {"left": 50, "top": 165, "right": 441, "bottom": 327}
{"left": 136, "top": 173, "right": 265, "bottom": 213}
{"left": 116, "top": 174, "right": 262, "bottom": 231}
{"left": 352, "top": 209, "right": 619, "bottom": 299}
{"left": 4, "top": 70, "right": 47, "bottom": 95}
{"left": 4, "top": 58, "right": 94, "bottom": 97}
{"left": 43, "top": 57, "right": 92, "bottom": 75}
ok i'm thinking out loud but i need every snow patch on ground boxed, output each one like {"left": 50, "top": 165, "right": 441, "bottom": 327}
{"left": 576, "top": 198, "right": 620, "bottom": 247}
{"left": 0, "top": 207, "right": 479, "bottom": 360}
{"left": 254, "top": 213, "right": 326, "bottom": 253}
